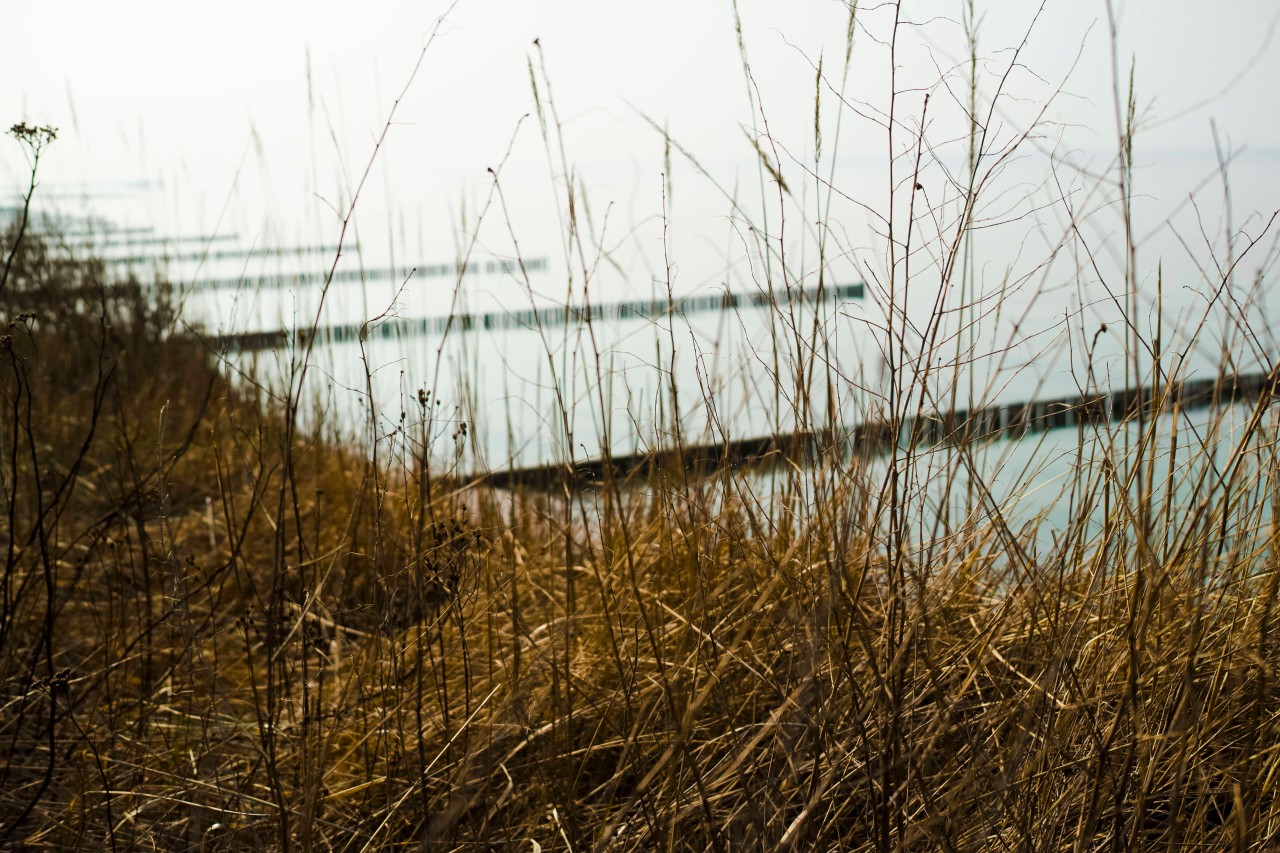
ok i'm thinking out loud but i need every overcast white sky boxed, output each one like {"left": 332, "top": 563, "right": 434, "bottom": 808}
{"left": 3, "top": 1, "right": 1280, "bottom": 408}
{"left": 4, "top": 2, "right": 1276, "bottom": 225}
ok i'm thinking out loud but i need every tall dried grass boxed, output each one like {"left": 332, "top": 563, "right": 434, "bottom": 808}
{"left": 3, "top": 4, "right": 1280, "bottom": 850}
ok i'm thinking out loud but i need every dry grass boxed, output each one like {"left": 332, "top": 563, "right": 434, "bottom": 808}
{"left": 4, "top": 5, "right": 1280, "bottom": 850}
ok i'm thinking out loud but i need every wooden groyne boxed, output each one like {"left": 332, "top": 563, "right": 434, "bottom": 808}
{"left": 879, "top": 369, "right": 1280, "bottom": 448}
{"left": 194, "top": 256, "right": 550, "bottom": 293}
{"left": 482, "top": 429, "right": 836, "bottom": 491}
{"left": 213, "top": 282, "right": 866, "bottom": 352}
{"left": 482, "top": 368, "right": 1280, "bottom": 491}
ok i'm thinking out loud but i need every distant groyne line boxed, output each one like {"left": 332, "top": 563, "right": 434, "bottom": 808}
{"left": 43, "top": 231, "right": 238, "bottom": 249}
{"left": 481, "top": 368, "right": 1280, "bottom": 491}
{"left": 190, "top": 256, "right": 551, "bottom": 292}
{"left": 102, "top": 243, "right": 356, "bottom": 267}
{"left": 214, "top": 281, "right": 866, "bottom": 352}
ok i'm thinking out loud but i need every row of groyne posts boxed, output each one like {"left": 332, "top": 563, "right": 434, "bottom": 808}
{"left": 213, "top": 282, "right": 867, "bottom": 352}
{"left": 483, "top": 368, "right": 1280, "bottom": 490}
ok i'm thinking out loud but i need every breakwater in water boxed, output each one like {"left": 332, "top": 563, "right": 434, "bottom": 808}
{"left": 482, "top": 367, "right": 1280, "bottom": 490}
{"left": 212, "top": 282, "right": 866, "bottom": 351}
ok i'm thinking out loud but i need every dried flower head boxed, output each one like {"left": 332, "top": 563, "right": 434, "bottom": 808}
{"left": 8, "top": 123, "right": 58, "bottom": 163}
{"left": 9, "top": 122, "right": 58, "bottom": 144}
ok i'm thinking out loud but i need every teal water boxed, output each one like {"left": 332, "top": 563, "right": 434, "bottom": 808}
{"left": 864, "top": 402, "right": 1280, "bottom": 554}
{"left": 691, "top": 402, "right": 1280, "bottom": 563}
